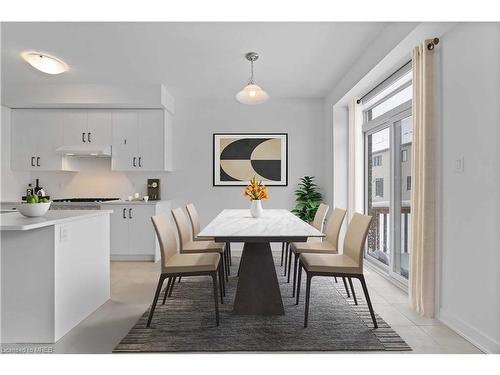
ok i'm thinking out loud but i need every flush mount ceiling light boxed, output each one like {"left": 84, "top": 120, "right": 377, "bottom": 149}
{"left": 21, "top": 51, "right": 69, "bottom": 75}
{"left": 236, "top": 52, "right": 269, "bottom": 105}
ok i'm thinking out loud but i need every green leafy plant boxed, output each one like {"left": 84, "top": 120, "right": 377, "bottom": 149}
{"left": 291, "top": 176, "right": 323, "bottom": 222}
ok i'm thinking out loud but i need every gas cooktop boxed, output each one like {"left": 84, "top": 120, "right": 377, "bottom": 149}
{"left": 52, "top": 198, "right": 120, "bottom": 203}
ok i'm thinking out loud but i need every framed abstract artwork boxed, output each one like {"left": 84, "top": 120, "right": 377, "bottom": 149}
{"left": 213, "top": 133, "right": 288, "bottom": 186}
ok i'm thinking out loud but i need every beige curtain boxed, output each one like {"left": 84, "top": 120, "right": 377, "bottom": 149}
{"left": 348, "top": 98, "right": 363, "bottom": 220}
{"left": 409, "top": 40, "right": 437, "bottom": 317}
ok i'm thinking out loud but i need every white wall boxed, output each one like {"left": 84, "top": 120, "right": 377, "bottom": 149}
{"left": 438, "top": 23, "right": 500, "bottom": 353}
{"left": 165, "top": 98, "right": 325, "bottom": 227}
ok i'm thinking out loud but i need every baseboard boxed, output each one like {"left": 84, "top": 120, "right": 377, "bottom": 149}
{"left": 110, "top": 255, "right": 155, "bottom": 261}
{"left": 439, "top": 308, "right": 500, "bottom": 353}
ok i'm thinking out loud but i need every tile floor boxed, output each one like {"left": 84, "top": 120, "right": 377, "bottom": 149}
{"left": 1, "top": 249, "right": 483, "bottom": 354}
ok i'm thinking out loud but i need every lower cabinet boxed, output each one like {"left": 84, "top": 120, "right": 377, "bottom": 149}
{"left": 101, "top": 201, "right": 171, "bottom": 262}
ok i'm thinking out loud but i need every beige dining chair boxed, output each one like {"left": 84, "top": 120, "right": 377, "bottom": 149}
{"left": 172, "top": 207, "right": 228, "bottom": 295}
{"left": 283, "top": 203, "right": 330, "bottom": 274}
{"left": 186, "top": 202, "right": 232, "bottom": 278}
{"left": 295, "top": 212, "right": 377, "bottom": 328}
{"left": 147, "top": 214, "right": 222, "bottom": 327}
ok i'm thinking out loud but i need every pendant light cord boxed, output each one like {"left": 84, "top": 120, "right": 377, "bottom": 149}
{"left": 249, "top": 60, "right": 254, "bottom": 84}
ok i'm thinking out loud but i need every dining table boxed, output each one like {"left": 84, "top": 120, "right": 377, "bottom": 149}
{"left": 198, "top": 209, "right": 324, "bottom": 315}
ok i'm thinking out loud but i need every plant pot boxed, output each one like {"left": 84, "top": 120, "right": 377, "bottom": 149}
{"left": 250, "top": 200, "right": 263, "bottom": 218}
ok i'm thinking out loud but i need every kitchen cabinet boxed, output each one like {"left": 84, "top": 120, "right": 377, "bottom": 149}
{"left": 111, "top": 109, "right": 173, "bottom": 171}
{"left": 11, "top": 109, "right": 78, "bottom": 171}
{"left": 63, "top": 110, "right": 112, "bottom": 146}
{"left": 101, "top": 201, "right": 171, "bottom": 261}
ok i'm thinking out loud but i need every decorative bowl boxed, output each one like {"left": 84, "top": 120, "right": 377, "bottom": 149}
{"left": 17, "top": 202, "right": 51, "bottom": 217}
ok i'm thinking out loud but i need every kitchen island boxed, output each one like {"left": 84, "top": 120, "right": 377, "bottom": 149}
{"left": 1, "top": 210, "right": 112, "bottom": 343}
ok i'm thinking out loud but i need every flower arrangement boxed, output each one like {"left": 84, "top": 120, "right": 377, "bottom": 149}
{"left": 244, "top": 176, "right": 269, "bottom": 201}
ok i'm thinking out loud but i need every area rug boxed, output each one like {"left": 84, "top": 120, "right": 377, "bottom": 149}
{"left": 113, "top": 253, "right": 411, "bottom": 352}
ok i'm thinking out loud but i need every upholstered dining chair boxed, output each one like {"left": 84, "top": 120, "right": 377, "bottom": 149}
{"left": 282, "top": 203, "right": 330, "bottom": 274}
{"left": 172, "top": 207, "right": 228, "bottom": 296}
{"left": 147, "top": 214, "right": 222, "bottom": 327}
{"left": 186, "top": 202, "right": 232, "bottom": 278}
{"left": 295, "top": 212, "right": 377, "bottom": 329}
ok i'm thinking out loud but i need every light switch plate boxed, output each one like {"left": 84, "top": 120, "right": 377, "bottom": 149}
{"left": 454, "top": 157, "right": 464, "bottom": 173}
{"left": 60, "top": 226, "right": 69, "bottom": 242}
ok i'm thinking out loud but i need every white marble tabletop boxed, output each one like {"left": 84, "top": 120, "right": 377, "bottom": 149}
{"left": 198, "top": 209, "right": 324, "bottom": 240}
{"left": 0, "top": 210, "right": 113, "bottom": 231}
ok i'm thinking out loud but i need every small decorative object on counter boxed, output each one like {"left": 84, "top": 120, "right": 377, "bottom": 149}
{"left": 147, "top": 179, "right": 160, "bottom": 200}
{"left": 244, "top": 175, "right": 268, "bottom": 218}
{"left": 26, "top": 183, "right": 33, "bottom": 197}
{"left": 18, "top": 193, "right": 51, "bottom": 217}
{"left": 143, "top": 195, "right": 149, "bottom": 202}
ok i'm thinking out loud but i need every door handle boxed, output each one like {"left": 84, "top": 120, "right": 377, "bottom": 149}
{"left": 122, "top": 208, "right": 127, "bottom": 219}
{"left": 128, "top": 208, "right": 132, "bottom": 219}
{"left": 133, "top": 157, "right": 137, "bottom": 167}
{"left": 36, "top": 157, "right": 40, "bottom": 167}
{"left": 82, "top": 132, "right": 86, "bottom": 143}
{"left": 31, "top": 156, "right": 35, "bottom": 167}
{"left": 88, "top": 132, "right": 91, "bottom": 143}
{"left": 138, "top": 156, "right": 142, "bottom": 168}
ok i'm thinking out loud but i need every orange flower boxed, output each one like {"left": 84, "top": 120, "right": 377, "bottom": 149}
{"left": 243, "top": 175, "right": 269, "bottom": 201}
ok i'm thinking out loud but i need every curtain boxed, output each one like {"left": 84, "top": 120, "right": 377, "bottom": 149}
{"left": 348, "top": 98, "right": 363, "bottom": 220}
{"left": 409, "top": 40, "right": 437, "bottom": 317}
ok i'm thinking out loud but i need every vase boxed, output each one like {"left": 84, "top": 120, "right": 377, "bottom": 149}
{"left": 250, "top": 200, "right": 263, "bottom": 218}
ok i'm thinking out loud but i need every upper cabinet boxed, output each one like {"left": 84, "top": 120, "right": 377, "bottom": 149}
{"left": 62, "top": 110, "right": 112, "bottom": 146}
{"left": 111, "top": 109, "right": 173, "bottom": 171}
{"left": 11, "top": 109, "right": 77, "bottom": 171}
{"left": 10, "top": 108, "right": 172, "bottom": 172}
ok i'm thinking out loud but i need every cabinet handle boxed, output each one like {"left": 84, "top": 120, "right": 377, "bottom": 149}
{"left": 138, "top": 156, "right": 142, "bottom": 168}
{"left": 82, "top": 132, "right": 86, "bottom": 143}
{"left": 122, "top": 208, "right": 127, "bottom": 219}
{"left": 88, "top": 132, "right": 91, "bottom": 143}
{"left": 36, "top": 157, "right": 40, "bottom": 167}
{"left": 31, "top": 156, "right": 35, "bottom": 167}
{"left": 128, "top": 208, "right": 132, "bottom": 219}
{"left": 133, "top": 157, "right": 137, "bottom": 167}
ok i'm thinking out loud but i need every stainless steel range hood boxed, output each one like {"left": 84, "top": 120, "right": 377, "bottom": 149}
{"left": 56, "top": 144, "right": 112, "bottom": 157}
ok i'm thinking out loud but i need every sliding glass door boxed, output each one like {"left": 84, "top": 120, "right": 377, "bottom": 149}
{"left": 364, "top": 104, "right": 412, "bottom": 285}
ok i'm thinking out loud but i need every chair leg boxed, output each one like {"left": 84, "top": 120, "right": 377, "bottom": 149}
{"left": 304, "top": 274, "right": 312, "bottom": 328}
{"left": 168, "top": 276, "right": 176, "bottom": 297}
{"left": 284, "top": 242, "right": 289, "bottom": 276}
{"left": 334, "top": 276, "right": 338, "bottom": 283}
{"left": 218, "top": 264, "right": 224, "bottom": 304}
{"left": 178, "top": 276, "right": 182, "bottom": 283}
{"left": 225, "top": 248, "right": 231, "bottom": 276}
{"left": 227, "top": 242, "right": 232, "bottom": 266}
{"left": 292, "top": 253, "right": 299, "bottom": 297}
{"left": 348, "top": 277, "right": 358, "bottom": 305}
{"left": 359, "top": 275, "right": 378, "bottom": 328}
{"left": 295, "top": 260, "right": 303, "bottom": 305}
{"left": 223, "top": 251, "right": 229, "bottom": 282}
{"left": 342, "top": 277, "right": 351, "bottom": 298}
{"left": 162, "top": 277, "right": 173, "bottom": 304}
{"left": 280, "top": 242, "right": 285, "bottom": 266}
{"left": 287, "top": 247, "right": 293, "bottom": 283}
{"left": 211, "top": 272, "right": 220, "bottom": 326}
{"left": 219, "top": 259, "right": 225, "bottom": 297}
{"left": 146, "top": 274, "right": 166, "bottom": 327}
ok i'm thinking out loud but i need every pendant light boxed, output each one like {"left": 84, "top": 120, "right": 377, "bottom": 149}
{"left": 236, "top": 52, "right": 269, "bottom": 105}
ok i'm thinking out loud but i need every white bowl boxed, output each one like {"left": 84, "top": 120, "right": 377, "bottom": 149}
{"left": 18, "top": 202, "right": 51, "bottom": 217}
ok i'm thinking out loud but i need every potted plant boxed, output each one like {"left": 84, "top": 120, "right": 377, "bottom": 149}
{"left": 291, "top": 176, "right": 323, "bottom": 222}
{"left": 243, "top": 176, "right": 269, "bottom": 218}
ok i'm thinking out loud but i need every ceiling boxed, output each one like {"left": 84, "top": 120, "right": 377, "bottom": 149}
{"left": 1, "top": 22, "right": 389, "bottom": 99}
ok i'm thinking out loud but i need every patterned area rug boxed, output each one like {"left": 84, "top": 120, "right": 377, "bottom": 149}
{"left": 114, "top": 254, "right": 411, "bottom": 352}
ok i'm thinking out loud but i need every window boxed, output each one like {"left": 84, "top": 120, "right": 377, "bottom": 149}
{"left": 375, "top": 178, "right": 384, "bottom": 197}
{"left": 373, "top": 155, "right": 382, "bottom": 167}
{"left": 406, "top": 176, "right": 411, "bottom": 191}
{"left": 402, "top": 149, "right": 408, "bottom": 162}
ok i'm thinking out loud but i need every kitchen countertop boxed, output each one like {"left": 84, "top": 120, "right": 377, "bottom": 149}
{"left": 0, "top": 210, "right": 113, "bottom": 231}
{"left": 100, "top": 199, "right": 167, "bottom": 205}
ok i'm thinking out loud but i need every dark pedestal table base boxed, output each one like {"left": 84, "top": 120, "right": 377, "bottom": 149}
{"left": 233, "top": 242, "right": 285, "bottom": 315}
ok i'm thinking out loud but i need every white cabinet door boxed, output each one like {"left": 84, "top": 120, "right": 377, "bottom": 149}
{"left": 103, "top": 205, "right": 130, "bottom": 256}
{"left": 128, "top": 205, "right": 156, "bottom": 255}
{"left": 87, "top": 111, "right": 112, "bottom": 146}
{"left": 111, "top": 112, "right": 139, "bottom": 171}
{"left": 36, "top": 110, "right": 64, "bottom": 171}
{"left": 138, "top": 110, "right": 165, "bottom": 171}
{"left": 63, "top": 111, "right": 88, "bottom": 146}
{"left": 11, "top": 110, "right": 37, "bottom": 171}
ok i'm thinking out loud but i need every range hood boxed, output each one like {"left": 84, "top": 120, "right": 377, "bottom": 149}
{"left": 56, "top": 144, "right": 112, "bottom": 157}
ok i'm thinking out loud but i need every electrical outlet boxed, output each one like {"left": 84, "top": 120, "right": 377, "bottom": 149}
{"left": 60, "top": 226, "right": 69, "bottom": 242}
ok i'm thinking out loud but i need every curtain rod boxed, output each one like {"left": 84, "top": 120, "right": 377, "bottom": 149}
{"left": 356, "top": 37, "right": 439, "bottom": 105}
